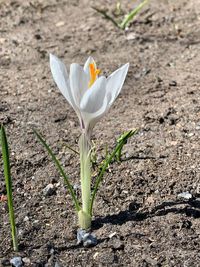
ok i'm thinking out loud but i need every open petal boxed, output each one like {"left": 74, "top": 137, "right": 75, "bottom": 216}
{"left": 84, "top": 56, "right": 96, "bottom": 77}
{"left": 50, "top": 54, "right": 76, "bottom": 109}
{"left": 106, "top": 63, "right": 129, "bottom": 106}
{"left": 80, "top": 76, "right": 107, "bottom": 113}
{"left": 70, "top": 63, "right": 88, "bottom": 108}
{"left": 81, "top": 92, "right": 112, "bottom": 135}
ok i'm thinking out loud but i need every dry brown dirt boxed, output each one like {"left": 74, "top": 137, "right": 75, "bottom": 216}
{"left": 0, "top": 0, "right": 200, "bottom": 266}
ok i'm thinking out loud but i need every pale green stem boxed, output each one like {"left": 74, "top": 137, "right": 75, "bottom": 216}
{"left": 78, "top": 133, "right": 92, "bottom": 229}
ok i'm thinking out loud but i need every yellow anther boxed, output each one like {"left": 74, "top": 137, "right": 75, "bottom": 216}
{"left": 88, "top": 63, "right": 101, "bottom": 88}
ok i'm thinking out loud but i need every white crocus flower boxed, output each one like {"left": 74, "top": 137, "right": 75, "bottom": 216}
{"left": 50, "top": 54, "right": 129, "bottom": 229}
{"left": 50, "top": 54, "right": 129, "bottom": 138}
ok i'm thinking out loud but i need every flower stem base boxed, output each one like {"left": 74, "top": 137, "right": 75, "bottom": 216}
{"left": 78, "top": 210, "right": 91, "bottom": 230}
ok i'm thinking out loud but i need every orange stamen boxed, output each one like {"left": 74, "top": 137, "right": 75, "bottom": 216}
{"left": 88, "top": 63, "right": 101, "bottom": 87}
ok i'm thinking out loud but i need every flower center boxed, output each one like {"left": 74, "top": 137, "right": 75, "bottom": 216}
{"left": 88, "top": 63, "right": 101, "bottom": 88}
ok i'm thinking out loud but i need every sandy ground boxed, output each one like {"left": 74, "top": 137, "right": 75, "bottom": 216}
{"left": 0, "top": 0, "right": 200, "bottom": 266}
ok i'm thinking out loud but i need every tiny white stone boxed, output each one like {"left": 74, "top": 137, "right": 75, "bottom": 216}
{"left": 109, "top": 232, "right": 117, "bottom": 239}
{"left": 178, "top": 192, "right": 192, "bottom": 200}
{"left": 23, "top": 216, "right": 29, "bottom": 222}
{"left": 10, "top": 257, "right": 23, "bottom": 267}
{"left": 22, "top": 257, "right": 30, "bottom": 264}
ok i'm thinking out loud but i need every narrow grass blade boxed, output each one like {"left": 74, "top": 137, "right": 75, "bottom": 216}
{"left": 91, "top": 6, "right": 120, "bottom": 28}
{"left": 116, "top": 129, "right": 138, "bottom": 161}
{"left": 0, "top": 125, "right": 18, "bottom": 252}
{"left": 64, "top": 143, "right": 79, "bottom": 155}
{"left": 89, "top": 129, "right": 137, "bottom": 214}
{"left": 33, "top": 129, "right": 81, "bottom": 212}
{"left": 119, "top": 0, "right": 148, "bottom": 30}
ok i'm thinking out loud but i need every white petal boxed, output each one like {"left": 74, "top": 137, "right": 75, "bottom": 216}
{"left": 50, "top": 54, "right": 76, "bottom": 108}
{"left": 84, "top": 56, "right": 96, "bottom": 76}
{"left": 81, "top": 92, "right": 112, "bottom": 134}
{"left": 82, "top": 63, "right": 129, "bottom": 134}
{"left": 106, "top": 63, "right": 129, "bottom": 106}
{"left": 70, "top": 63, "right": 89, "bottom": 108}
{"left": 80, "top": 76, "right": 107, "bottom": 113}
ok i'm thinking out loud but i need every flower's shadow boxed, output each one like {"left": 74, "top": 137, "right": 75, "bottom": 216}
{"left": 51, "top": 199, "right": 200, "bottom": 252}
{"left": 92, "top": 198, "right": 200, "bottom": 230}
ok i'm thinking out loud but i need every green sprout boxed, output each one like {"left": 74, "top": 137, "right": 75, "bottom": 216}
{"left": 116, "top": 129, "right": 138, "bottom": 161}
{"left": 89, "top": 130, "right": 137, "bottom": 214}
{"left": 33, "top": 129, "right": 81, "bottom": 212}
{"left": 92, "top": 0, "right": 148, "bottom": 30}
{"left": 0, "top": 125, "right": 18, "bottom": 252}
{"left": 33, "top": 129, "right": 136, "bottom": 229}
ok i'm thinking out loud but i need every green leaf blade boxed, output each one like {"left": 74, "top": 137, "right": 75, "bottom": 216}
{"left": 33, "top": 128, "right": 81, "bottom": 212}
{"left": 120, "top": 0, "right": 148, "bottom": 29}
{"left": 89, "top": 129, "right": 137, "bottom": 214}
{"left": 0, "top": 125, "right": 18, "bottom": 252}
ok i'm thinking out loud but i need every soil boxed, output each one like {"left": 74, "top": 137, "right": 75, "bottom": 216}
{"left": 0, "top": 0, "right": 200, "bottom": 266}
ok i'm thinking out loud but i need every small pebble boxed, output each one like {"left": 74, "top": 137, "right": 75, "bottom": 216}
{"left": 23, "top": 216, "right": 29, "bottom": 222}
{"left": 157, "top": 76, "right": 163, "bottom": 82}
{"left": 93, "top": 252, "right": 99, "bottom": 259}
{"left": 77, "top": 229, "right": 97, "bottom": 247}
{"left": 142, "top": 68, "right": 151, "bottom": 76}
{"left": 109, "top": 232, "right": 117, "bottom": 239}
{"left": 73, "top": 184, "right": 80, "bottom": 190}
{"left": 196, "top": 126, "right": 200, "bottom": 130}
{"left": 77, "top": 229, "right": 87, "bottom": 244}
{"left": 55, "top": 21, "right": 65, "bottom": 27}
{"left": 22, "top": 258, "right": 30, "bottom": 264}
{"left": 83, "top": 234, "right": 97, "bottom": 247}
{"left": 169, "top": 80, "right": 177, "bottom": 86}
{"left": 43, "top": 184, "right": 56, "bottom": 197}
{"left": 178, "top": 192, "right": 192, "bottom": 200}
{"left": 126, "top": 32, "right": 137, "bottom": 40}
{"left": 60, "top": 210, "right": 68, "bottom": 218}
{"left": 10, "top": 257, "right": 23, "bottom": 267}
{"left": 112, "top": 238, "right": 124, "bottom": 250}
{"left": 187, "top": 132, "right": 194, "bottom": 137}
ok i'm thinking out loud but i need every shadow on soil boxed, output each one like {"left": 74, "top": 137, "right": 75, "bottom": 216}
{"left": 92, "top": 198, "right": 200, "bottom": 230}
{"left": 34, "top": 199, "right": 200, "bottom": 255}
